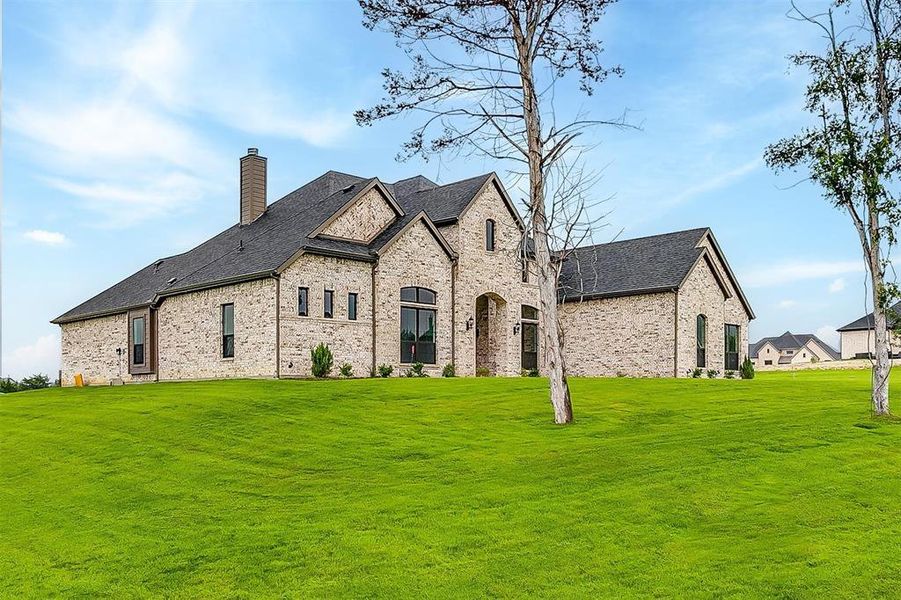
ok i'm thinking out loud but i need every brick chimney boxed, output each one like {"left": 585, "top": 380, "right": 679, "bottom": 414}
{"left": 240, "top": 148, "right": 267, "bottom": 225}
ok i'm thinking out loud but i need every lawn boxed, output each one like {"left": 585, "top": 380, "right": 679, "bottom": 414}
{"left": 2, "top": 371, "right": 901, "bottom": 598}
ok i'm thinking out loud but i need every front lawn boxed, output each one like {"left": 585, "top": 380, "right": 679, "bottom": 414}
{"left": 2, "top": 371, "right": 900, "bottom": 597}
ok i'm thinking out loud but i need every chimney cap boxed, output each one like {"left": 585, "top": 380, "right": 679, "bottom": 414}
{"left": 246, "top": 147, "right": 259, "bottom": 156}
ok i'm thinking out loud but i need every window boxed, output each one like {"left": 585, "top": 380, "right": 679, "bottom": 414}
{"left": 132, "top": 316, "right": 145, "bottom": 365}
{"left": 724, "top": 324, "right": 740, "bottom": 371}
{"left": 764, "top": 360, "right": 772, "bottom": 366}
{"left": 324, "top": 289, "right": 334, "bottom": 318}
{"left": 521, "top": 305, "right": 539, "bottom": 320}
{"left": 400, "top": 306, "right": 436, "bottom": 364}
{"left": 786, "top": 349, "right": 793, "bottom": 354}
{"left": 298, "top": 287, "right": 308, "bottom": 316}
{"left": 400, "top": 286, "right": 436, "bottom": 305}
{"left": 696, "top": 314, "right": 707, "bottom": 368}
{"left": 222, "top": 303, "right": 234, "bottom": 358}
{"left": 521, "top": 259, "right": 529, "bottom": 283}
{"left": 485, "top": 219, "right": 495, "bottom": 251}
{"left": 520, "top": 305, "right": 539, "bottom": 370}
{"left": 348, "top": 292, "right": 358, "bottom": 321}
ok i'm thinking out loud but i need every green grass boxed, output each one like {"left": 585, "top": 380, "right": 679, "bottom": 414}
{"left": 2, "top": 371, "right": 901, "bottom": 598}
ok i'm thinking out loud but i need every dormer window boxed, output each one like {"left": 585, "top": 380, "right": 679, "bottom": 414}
{"left": 485, "top": 219, "right": 495, "bottom": 251}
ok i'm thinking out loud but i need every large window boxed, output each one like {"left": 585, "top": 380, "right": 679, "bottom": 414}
{"left": 724, "top": 324, "right": 740, "bottom": 371}
{"left": 222, "top": 303, "right": 234, "bottom": 358}
{"left": 696, "top": 314, "right": 707, "bottom": 368}
{"left": 485, "top": 219, "right": 496, "bottom": 251}
{"left": 324, "top": 289, "right": 334, "bottom": 318}
{"left": 400, "top": 286, "right": 437, "bottom": 364}
{"left": 132, "top": 316, "right": 145, "bottom": 365}
{"left": 348, "top": 292, "right": 358, "bottom": 321}
{"left": 521, "top": 305, "right": 539, "bottom": 370}
{"left": 298, "top": 287, "right": 308, "bottom": 316}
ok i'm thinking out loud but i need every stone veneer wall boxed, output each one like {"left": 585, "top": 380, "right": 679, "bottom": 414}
{"left": 374, "top": 219, "right": 453, "bottom": 375}
{"left": 61, "top": 313, "right": 134, "bottom": 386}
{"left": 319, "top": 188, "right": 396, "bottom": 243}
{"left": 559, "top": 292, "right": 677, "bottom": 377}
{"left": 278, "top": 253, "right": 373, "bottom": 377}
{"left": 446, "top": 182, "right": 540, "bottom": 376}
{"left": 157, "top": 278, "right": 277, "bottom": 381}
{"left": 676, "top": 241, "right": 750, "bottom": 376}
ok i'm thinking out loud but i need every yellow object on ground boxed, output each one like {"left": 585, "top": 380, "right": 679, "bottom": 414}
{"left": 74, "top": 373, "right": 84, "bottom": 387}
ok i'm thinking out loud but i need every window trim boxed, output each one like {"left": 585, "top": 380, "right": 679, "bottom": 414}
{"left": 348, "top": 292, "right": 358, "bottom": 321}
{"left": 222, "top": 303, "right": 235, "bottom": 359}
{"left": 323, "top": 289, "right": 334, "bottom": 319}
{"left": 298, "top": 287, "right": 309, "bottom": 317}
{"left": 724, "top": 323, "right": 740, "bottom": 371}
{"left": 400, "top": 305, "right": 437, "bottom": 365}
{"left": 485, "top": 219, "right": 496, "bottom": 251}
{"left": 127, "top": 307, "right": 154, "bottom": 375}
{"left": 400, "top": 286, "right": 437, "bottom": 305}
{"left": 696, "top": 314, "right": 707, "bottom": 368}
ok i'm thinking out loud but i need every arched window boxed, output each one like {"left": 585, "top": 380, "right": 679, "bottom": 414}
{"left": 485, "top": 219, "right": 496, "bottom": 251}
{"left": 400, "top": 287, "right": 437, "bottom": 364}
{"left": 696, "top": 314, "right": 707, "bottom": 368}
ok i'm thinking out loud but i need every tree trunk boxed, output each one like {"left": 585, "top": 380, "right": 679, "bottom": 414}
{"left": 869, "top": 260, "right": 891, "bottom": 415}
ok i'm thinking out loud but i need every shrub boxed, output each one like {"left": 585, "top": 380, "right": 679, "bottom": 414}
{"left": 724, "top": 370, "right": 735, "bottom": 379}
{"left": 527, "top": 367, "right": 540, "bottom": 377}
{"left": 476, "top": 366, "right": 491, "bottom": 377}
{"left": 410, "top": 362, "right": 428, "bottom": 377}
{"left": 310, "top": 343, "right": 333, "bottom": 378}
{"left": 442, "top": 363, "right": 456, "bottom": 377}
{"left": 706, "top": 369, "right": 719, "bottom": 379}
{"left": 690, "top": 368, "right": 703, "bottom": 379}
{"left": 740, "top": 356, "right": 755, "bottom": 380}
{"left": 377, "top": 363, "right": 394, "bottom": 378}
{"left": 0, "top": 378, "right": 19, "bottom": 393}
{"left": 338, "top": 362, "right": 353, "bottom": 378}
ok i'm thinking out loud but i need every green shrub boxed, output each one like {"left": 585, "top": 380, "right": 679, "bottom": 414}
{"left": 310, "top": 343, "right": 333, "bottom": 378}
{"left": 690, "top": 368, "right": 703, "bottom": 379}
{"left": 442, "top": 363, "right": 456, "bottom": 377}
{"left": 706, "top": 369, "right": 719, "bottom": 379}
{"left": 527, "top": 367, "right": 540, "bottom": 377}
{"left": 377, "top": 363, "right": 394, "bottom": 378}
{"left": 338, "top": 363, "right": 353, "bottom": 378}
{"left": 724, "top": 370, "right": 735, "bottom": 379}
{"left": 410, "top": 362, "right": 428, "bottom": 377}
{"left": 0, "top": 378, "right": 19, "bottom": 393}
{"left": 740, "top": 356, "right": 755, "bottom": 380}
{"left": 476, "top": 367, "right": 491, "bottom": 377}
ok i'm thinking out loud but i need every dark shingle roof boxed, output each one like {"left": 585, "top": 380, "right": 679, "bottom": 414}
{"left": 53, "top": 170, "right": 491, "bottom": 324}
{"left": 837, "top": 301, "right": 901, "bottom": 332}
{"left": 749, "top": 331, "right": 840, "bottom": 360}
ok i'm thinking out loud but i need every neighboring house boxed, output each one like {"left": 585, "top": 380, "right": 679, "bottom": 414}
{"left": 53, "top": 149, "right": 754, "bottom": 384}
{"left": 750, "top": 332, "right": 840, "bottom": 368}
{"left": 837, "top": 301, "right": 901, "bottom": 359}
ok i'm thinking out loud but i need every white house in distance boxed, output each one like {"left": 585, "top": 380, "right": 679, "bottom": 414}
{"left": 837, "top": 301, "right": 901, "bottom": 359}
{"left": 750, "top": 331, "right": 840, "bottom": 368}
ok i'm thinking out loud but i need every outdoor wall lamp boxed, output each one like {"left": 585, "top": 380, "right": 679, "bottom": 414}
{"left": 513, "top": 322, "right": 521, "bottom": 335}
{"left": 466, "top": 316, "right": 474, "bottom": 331}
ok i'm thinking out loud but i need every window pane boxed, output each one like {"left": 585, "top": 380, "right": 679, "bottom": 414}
{"left": 348, "top": 293, "right": 357, "bottom": 320}
{"left": 222, "top": 304, "right": 234, "bottom": 336}
{"left": 417, "top": 342, "right": 436, "bottom": 364}
{"left": 298, "top": 287, "right": 308, "bottom": 316}
{"left": 696, "top": 315, "right": 706, "bottom": 348}
{"left": 417, "top": 288, "right": 436, "bottom": 305}
{"left": 521, "top": 322, "right": 538, "bottom": 370}
{"left": 133, "top": 317, "right": 144, "bottom": 345}
{"left": 521, "top": 305, "right": 538, "bottom": 320}
{"left": 400, "top": 287, "right": 417, "bottom": 302}
{"left": 324, "top": 290, "right": 333, "bottom": 318}
{"left": 223, "top": 335, "right": 234, "bottom": 359}
{"left": 486, "top": 219, "right": 495, "bottom": 251}
{"left": 418, "top": 309, "right": 435, "bottom": 343}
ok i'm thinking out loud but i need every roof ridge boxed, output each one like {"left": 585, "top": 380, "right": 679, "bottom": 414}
{"left": 570, "top": 227, "right": 710, "bottom": 252}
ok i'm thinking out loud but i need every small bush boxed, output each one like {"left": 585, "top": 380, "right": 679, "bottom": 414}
{"left": 0, "top": 378, "right": 20, "bottom": 393}
{"left": 740, "top": 356, "right": 755, "bottom": 380}
{"left": 724, "top": 370, "right": 735, "bottom": 379}
{"left": 442, "top": 363, "right": 456, "bottom": 377}
{"left": 378, "top": 363, "right": 394, "bottom": 378}
{"left": 690, "top": 368, "right": 703, "bottom": 379}
{"left": 1, "top": 374, "right": 51, "bottom": 393}
{"left": 410, "top": 362, "right": 428, "bottom": 377}
{"left": 527, "top": 367, "right": 540, "bottom": 377}
{"left": 338, "top": 363, "right": 353, "bottom": 378}
{"left": 310, "top": 343, "right": 334, "bottom": 378}
{"left": 706, "top": 369, "right": 719, "bottom": 379}
{"left": 476, "top": 367, "right": 491, "bottom": 377}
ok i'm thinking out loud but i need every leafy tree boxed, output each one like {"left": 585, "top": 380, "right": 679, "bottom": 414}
{"left": 357, "top": 0, "right": 629, "bottom": 424}
{"left": 765, "top": 0, "right": 901, "bottom": 415}
{"left": 19, "top": 374, "right": 51, "bottom": 390}
{"left": 310, "top": 343, "right": 334, "bottom": 378}
{"left": 0, "top": 378, "right": 20, "bottom": 394}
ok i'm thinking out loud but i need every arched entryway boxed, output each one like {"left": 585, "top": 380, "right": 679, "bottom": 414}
{"left": 475, "top": 292, "right": 508, "bottom": 375}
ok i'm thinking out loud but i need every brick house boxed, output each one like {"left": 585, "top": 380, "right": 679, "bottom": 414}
{"left": 837, "top": 301, "right": 901, "bottom": 359}
{"left": 749, "top": 331, "right": 840, "bottom": 368}
{"left": 53, "top": 149, "right": 754, "bottom": 384}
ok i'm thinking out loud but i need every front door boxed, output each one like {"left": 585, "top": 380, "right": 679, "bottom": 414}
{"left": 521, "top": 322, "right": 538, "bottom": 370}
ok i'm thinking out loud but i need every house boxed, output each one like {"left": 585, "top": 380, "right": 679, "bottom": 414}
{"left": 750, "top": 332, "right": 840, "bottom": 368}
{"left": 53, "top": 149, "right": 754, "bottom": 384}
{"left": 837, "top": 301, "right": 901, "bottom": 359}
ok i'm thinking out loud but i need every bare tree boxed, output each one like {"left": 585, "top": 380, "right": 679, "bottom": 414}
{"left": 356, "top": 0, "right": 627, "bottom": 424}
{"left": 765, "top": 0, "right": 901, "bottom": 415}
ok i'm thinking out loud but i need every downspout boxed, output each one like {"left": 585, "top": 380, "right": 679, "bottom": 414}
{"left": 371, "top": 261, "right": 377, "bottom": 376}
{"left": 451, "top": 260, "right": 457, "bottom": 367}
{"left": 275, "top": 275, "right": 281, "bottom": 379}
{"left": 673, "top": 288, "right": 679, "bottom": 378}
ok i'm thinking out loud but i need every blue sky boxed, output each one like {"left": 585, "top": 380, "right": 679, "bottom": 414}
{"left": 1, "top": 0, "right": 878, "bottom": 378}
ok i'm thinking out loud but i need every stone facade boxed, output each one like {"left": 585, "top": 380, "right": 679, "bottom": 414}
{"left": 319, "top": 188, "right": 396, "bottom": 243}
{"left": 560, "top": 292, "right": 677, "bottom": 377}
{"left": 61, "top": 313, "right": 132, "bottom": 386}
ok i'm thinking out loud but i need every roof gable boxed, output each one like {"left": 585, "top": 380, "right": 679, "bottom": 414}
{"left": 311, "top": 179, "right": 403, "bottom": 243}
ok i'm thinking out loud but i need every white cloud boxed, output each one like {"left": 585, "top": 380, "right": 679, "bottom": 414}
{"left": 666, "top": 158, "right": 762, "bottom": 208}
{"left": 777, "top": 299, "right": 799, "bottom": 309}
{"left": 2, "top": 334, "right": 60, "bottom": 380}
{"left": 23, "top": 230, "right": 68, "bottom": 245}
{"left": 744, "top": 259, "right": 865, "bottom": 288}
{"left": 815, "top": 325, "right": 840, "bottom": 350}
{"left": 828, "top": 277, "right": 846, "bottom": 293}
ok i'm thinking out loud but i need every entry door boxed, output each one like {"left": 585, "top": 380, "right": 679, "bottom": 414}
{"left": 521, "top": 322, "right": 538, "bottom": 370}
